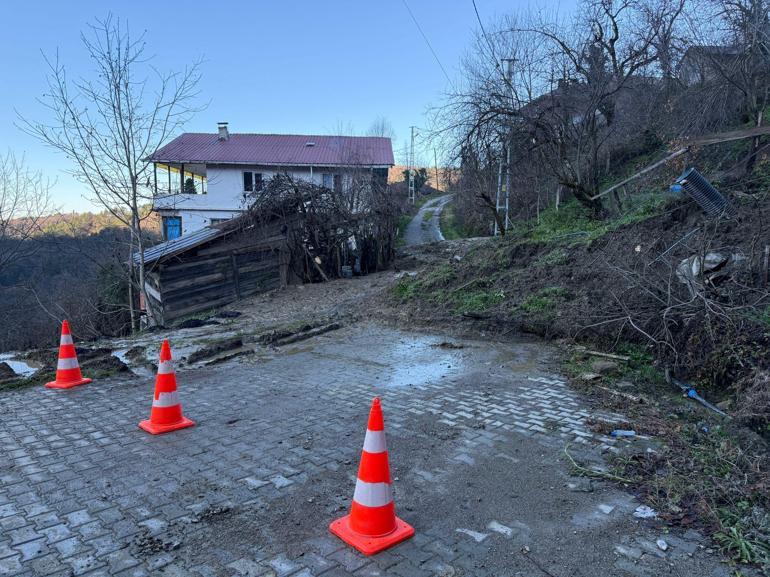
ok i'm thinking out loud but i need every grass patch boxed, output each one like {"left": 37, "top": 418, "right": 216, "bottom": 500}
{"left": 563, "top": 342, "right": 666, "bottom": 388}
{"left": 563, "top": 342, "right": 770, "bottom": 571}
{"left": 450, "top": 288, "right": 505, "bottom": 314}
{"left": 393, "top": 277, "right": 420, "bottom": 300}
{"left": 519, "top": 286, "right": 569, "bottom": 313}
{"left": 439, "top": 203, "right": 466, "bottom": 240}
{"left": 619, "top": 424, "right": 770, "bottom": 570}
{"left": 533, "top": 248, "right": 569, "bottom": 267}
{"left": 391, "top": 265, "right": 504, "bottom": 314}
{"left": 747, "top": 305, "right": 770, "bottom": 330}
{"left": 422, "top": 209, "right": 434, "bottom": 222}
{"left": 521, "top": 195, "right": 672, "bottom": 245}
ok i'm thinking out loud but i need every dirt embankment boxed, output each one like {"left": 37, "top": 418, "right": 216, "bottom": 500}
{"left": 388, "top": 197, "right": 770, "bottom": 570}
{"left": 393, "top": 197, "right": 770, "bottom": 402}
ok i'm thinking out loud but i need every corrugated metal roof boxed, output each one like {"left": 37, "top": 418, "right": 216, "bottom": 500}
{"left": 148, "top": 133, "right": 394, "bottom": 166}
{"left": 134, "top": 226, "right": 227, "bottom": 265}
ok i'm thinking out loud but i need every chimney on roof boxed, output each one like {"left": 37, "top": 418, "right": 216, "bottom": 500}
{"left": 217, "top": 122, "right": 229, "bottom": 141}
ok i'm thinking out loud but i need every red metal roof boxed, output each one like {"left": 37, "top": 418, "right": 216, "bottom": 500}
{"left": 149, "top": 133, "right": 394, "bottom": 166}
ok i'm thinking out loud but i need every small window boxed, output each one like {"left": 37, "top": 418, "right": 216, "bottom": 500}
{"left": 209, "top": 218, "right": 230, "bottom": 226}
{"left": 162, "top": 216, "right": 182, "bottom": 241}
{"left": 243, "top": 171, "right": 264, "bottom": 192}
{"left": 322, "top": 173, "right": 334, "bottom": 189}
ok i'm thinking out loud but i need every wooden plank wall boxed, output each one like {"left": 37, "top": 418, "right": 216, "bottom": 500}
{"left": 146, "top": 227, "right": 288, "bottom": 325}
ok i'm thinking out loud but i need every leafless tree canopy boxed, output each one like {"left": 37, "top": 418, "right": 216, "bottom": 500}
{"left": 433, "top": 0, "right": 770, "bottom": 229}
{"left": 21, "top": 13, "right": 202, "bottom": 328}
{"left": 0, "top": 151, "right": 54, "bottom": 273}
{"left": 245, "top": 171, "right": 397, "bottom": 281}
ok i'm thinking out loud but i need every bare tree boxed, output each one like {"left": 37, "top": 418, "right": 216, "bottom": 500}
{"left": 435, "top": 0, "right": 686, "bottom": 223}
{"left": 367, "top": 117, "right": 397, "bottom": 140}
{"left": 692, "top": 0, "right": 770, "bottom": 176}
{"left": 0, "top": 151, "right": 54, "bottom": 273}
{"left": 21, "top": 14, "right": 201, "bottom": 328}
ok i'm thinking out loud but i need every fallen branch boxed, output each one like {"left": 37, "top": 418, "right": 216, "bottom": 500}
{"left": 462, "top": 311, "right": 491, "bottom": 320}
{"left": 305, "top": 246, "right": 330, "bottom": 282}
{"left": 576, "top": 347, "right": 631, "bottom": 362}
{"left": 589, "top": 147, "right": 689, "bottom": 201}
{"left": 597, "top": 385, "right": 644, "bottom": 403}
{"left": 451, "top": 278, "right": 483, "bottom": 293}
{"left": 563, "top": 444, "right": 633, "bottom": 484}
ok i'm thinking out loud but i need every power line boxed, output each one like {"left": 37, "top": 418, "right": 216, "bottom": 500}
{"left": 401, "top": 0, "right": 454, "bottom": 88}
{"left": 472, "top": 0, "right": 512, "bottom": 88}
{"left": 472, "top": 0, "right": 497, "bottom": 61}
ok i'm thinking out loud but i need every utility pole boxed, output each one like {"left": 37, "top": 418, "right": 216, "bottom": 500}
{"left": 495, "top": 58, "right": 515, "bottom": 236}
{"left": 408, "top": 126, "right": 417, "bottom": 204}
{"left": 433, "top": 148, "right": 440, "bottom": 192}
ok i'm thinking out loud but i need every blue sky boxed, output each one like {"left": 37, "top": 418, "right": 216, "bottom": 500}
{"left": 1, "top": 0, "right": 573, "bottom": 212}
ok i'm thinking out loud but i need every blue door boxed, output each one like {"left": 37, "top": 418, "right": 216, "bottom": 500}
{"left": 163, "top": 216, "right": 182, "bottom": 240}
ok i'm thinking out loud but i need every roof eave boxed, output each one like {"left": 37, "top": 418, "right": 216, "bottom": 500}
{"left": 147, "top": 159, "right": 394, "bottom": 168}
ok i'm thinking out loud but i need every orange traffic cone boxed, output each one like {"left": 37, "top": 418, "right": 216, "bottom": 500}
{"left": 330, "top": 397, "right": 414, "bottom": 555}
{"left": 45, "top": 320, "right": 92, "bottom": 389}
{"left": 139, "top": 339, "right": 195, "bottom": 435}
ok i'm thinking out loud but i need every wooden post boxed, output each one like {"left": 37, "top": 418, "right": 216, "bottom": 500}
{"left": 279, "top": 242, "right": 290, "bottom": 287}
{"left": 231, "top": 254, "right": 241, "bottom": 298}
{"left": 180, "top": 163, "right": 185, "bottom": 194}
{"left": 167, "top": 164, "right": 171, "bottom": 194}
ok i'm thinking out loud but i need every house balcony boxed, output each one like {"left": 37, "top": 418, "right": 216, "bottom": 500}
{"left": 152, "top": 162, "right": 207, "bottom": 198}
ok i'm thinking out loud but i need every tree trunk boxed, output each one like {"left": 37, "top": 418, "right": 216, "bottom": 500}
{"left": 132, "top": 182, "right": 159, "bottom": 327}
{"left": 127, "top": 258, "right": 137, "bottom": 332}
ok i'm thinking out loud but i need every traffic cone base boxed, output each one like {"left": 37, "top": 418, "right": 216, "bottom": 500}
{"left": 330, "top": 397, "right": 414, "bottom": 555}
{"left": 138, "top": 415, "right": 195, "bottom": 435}
{"left": 45, "top": 321, "right": 91, "bottom": 390}
{"left": 329, "top": 514, "right": 414, "bottom": 556}
{"left": 45, "top": 377, "right": 91, "bottom": 390}
{"left": 139, "top": 339, "right": 194, "bottom": 435}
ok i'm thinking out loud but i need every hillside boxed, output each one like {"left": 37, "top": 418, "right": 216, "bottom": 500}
{"left": 11, "top": 207, "right": 160, "bottom": 237}
{"left": 391, "top": 186, "right": 770, "bottom": 567}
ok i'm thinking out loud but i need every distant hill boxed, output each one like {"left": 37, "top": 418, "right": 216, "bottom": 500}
{"left": 12, "top": 208, "right": 160, "bottom": 238}
{"left": 389, "top": 165, "right": 461, "bottom": 190}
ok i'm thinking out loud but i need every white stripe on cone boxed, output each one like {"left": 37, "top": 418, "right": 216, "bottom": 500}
{"left": 57, "top": 357, "right": 80, "bottom": 370}
{"left": 152, "top": 391, "right": 180, "bottom": 408}
{"left": 60, "top": 334, "right": 74, "bottom": 346}
{"left": 157, "top": 360, "right": 174, "bottom": 375}
{"left": 353, "top": 480, "right": 392, "bottom": 508}
{"left": 362, "top": 429, "right": 387, "bottom": 454}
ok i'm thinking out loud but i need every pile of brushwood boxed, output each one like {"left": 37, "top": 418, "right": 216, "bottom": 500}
{"left": 245, "top": 173, "right": 399, "bottom": 282}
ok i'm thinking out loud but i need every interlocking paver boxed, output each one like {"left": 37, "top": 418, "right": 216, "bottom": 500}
{"left": 0, "top": 325, "right": 738, "bottom": 577}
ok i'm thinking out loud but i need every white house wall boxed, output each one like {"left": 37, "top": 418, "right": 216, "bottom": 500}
{"left": 155, "top": 164, "right": 377, "bottom": 236}
{"left": 207, "top": 165, "right": 324, "bottom": 196}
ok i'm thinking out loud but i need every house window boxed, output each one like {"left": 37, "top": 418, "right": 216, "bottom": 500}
{"left": 209, "top": 218, "right": 230, "bottom": 226}
{"left": 243, "top": 171, "right": 263, "bottom": 192}
{"left": 162, "top": 216, "right": 182, "bottom": 241}
{"left": 322, "top": 173, "right": 342, "bottom": 193}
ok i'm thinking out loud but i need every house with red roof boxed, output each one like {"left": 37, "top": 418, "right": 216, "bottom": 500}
{"left": 148, "top": 123, "right": 394, "bottom": 239}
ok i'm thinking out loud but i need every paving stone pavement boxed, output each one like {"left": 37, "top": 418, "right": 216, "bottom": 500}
{"left": 0, "top": 324, "right": 740, "bottom": 577}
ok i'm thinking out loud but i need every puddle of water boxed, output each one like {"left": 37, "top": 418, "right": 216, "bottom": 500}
{"left": 0, "top": 353, "right": 39, "bottom": 377}
{"left": 383, "top": 337, "right": 463, "bottom": 387}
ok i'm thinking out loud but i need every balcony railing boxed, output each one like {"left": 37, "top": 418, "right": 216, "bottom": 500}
{"left": 153, "top": 185, "right": 207, "bottom": 197}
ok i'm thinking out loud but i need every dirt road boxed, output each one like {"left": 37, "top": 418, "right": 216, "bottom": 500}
{"left": 403, "top": 194, "right": 453, "bottom": 246}
{"left": 0, "top": 271, "right": 745, "bottom": 577}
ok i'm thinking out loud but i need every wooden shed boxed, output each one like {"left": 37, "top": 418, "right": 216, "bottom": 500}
{"left": 135, "top": 218, "right": 290, "bottom": 325}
